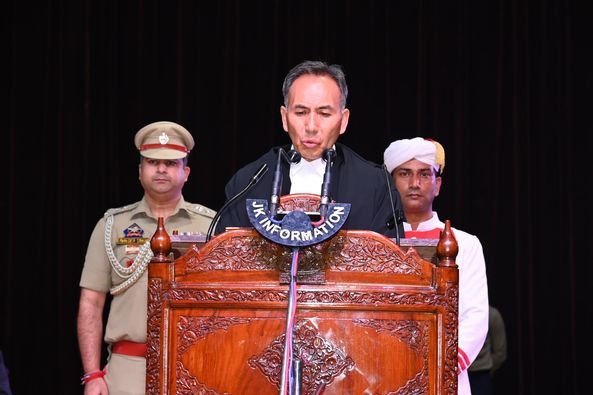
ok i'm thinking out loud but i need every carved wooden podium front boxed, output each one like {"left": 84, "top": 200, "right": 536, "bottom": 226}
{"left": 146, "top": 223, "right": 459, "bottom": 394}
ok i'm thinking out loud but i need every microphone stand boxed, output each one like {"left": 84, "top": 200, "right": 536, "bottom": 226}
{"left": 245, "top": 148, "right": 348, "bottom": 395}
{"left": 279, "top": 150, "right": 336, "bottom": 394}
{"left": 246, "top": 195, "right": 349, "bottom": 394}
{"left": 279, "top": 247, "right": 301, "bottom": 395}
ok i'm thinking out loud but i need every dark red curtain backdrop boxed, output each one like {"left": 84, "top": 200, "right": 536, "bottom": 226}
{"left": 2, "top": 1, "right": 591, "bottom": 394}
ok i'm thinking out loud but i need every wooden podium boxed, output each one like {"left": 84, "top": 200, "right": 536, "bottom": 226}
{"left": 146, "top": 197, "right": 459, "bottom": 394}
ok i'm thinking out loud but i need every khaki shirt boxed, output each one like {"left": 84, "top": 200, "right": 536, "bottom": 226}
{"left": 79, "top": 196, "right": 215, "bottom": 344}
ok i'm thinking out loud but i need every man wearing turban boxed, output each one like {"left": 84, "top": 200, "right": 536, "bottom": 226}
{"left": 384, "top": 137, "right": 489, "bottom": 395}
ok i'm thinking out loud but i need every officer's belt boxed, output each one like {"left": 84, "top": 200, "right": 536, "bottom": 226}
{"left": 112, "top": 340, "right": 147, "bottom": 358}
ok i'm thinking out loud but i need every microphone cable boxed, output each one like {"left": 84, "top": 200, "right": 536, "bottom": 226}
{"left": 206, "top": 163, "right": 269, "bottom": 241}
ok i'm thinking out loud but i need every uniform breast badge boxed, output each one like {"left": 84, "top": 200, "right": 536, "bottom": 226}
{"left": 117, "top": 223, "right": 148, "bottom": 255}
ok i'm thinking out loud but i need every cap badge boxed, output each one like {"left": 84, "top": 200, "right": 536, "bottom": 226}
{"left": 158, "top": 132, "right": 170, "bottom": 145}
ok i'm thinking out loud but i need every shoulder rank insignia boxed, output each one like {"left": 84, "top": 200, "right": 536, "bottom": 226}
{"left": 103, "top": 201, "right": 141, "bottom": 218}
{"left": 187, "top": 204, "right": 216, "bottom": 219}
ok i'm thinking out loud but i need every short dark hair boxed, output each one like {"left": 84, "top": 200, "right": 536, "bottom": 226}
{"left": 282, "top": 60, "right": 348, "bottom": 109}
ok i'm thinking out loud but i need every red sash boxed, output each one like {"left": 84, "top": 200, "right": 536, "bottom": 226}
{"left": 404, "top": 228, "right": 442, "bottom": 239}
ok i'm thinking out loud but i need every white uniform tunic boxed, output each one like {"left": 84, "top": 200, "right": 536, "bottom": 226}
{"left": 404, "top": 212, "right": 489, "bottom": 395}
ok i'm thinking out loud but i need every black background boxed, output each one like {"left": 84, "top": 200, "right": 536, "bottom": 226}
{"left": 2, "top": 1, "right": 592, "bottom": 393}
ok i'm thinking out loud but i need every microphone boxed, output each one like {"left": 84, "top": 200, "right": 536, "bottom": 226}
{"left": 382, "top": 163, "right": 402, "bottom": 245}
{"left": 206, "top": 163, "right": 269, "bottom": 241}
{"left": 269, "top": 148, "right": 301, "bottom": 217}
{"left": 319, "top": 149, "right": 336, "bottom": 218}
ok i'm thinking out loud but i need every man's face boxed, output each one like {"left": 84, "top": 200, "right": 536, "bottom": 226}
{"left": 138, "top": 157, "right": 190, "bottom": 197}
{"left": 280, "top": 74, "right": 349, "bottom": 161}
{"left": 392, "top": 159, "right": 442, "bottom": 216}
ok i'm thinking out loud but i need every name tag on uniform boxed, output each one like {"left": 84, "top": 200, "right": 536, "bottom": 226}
{"left": 125, "top": 244, "right": 142, "bottom": 255}
{"left": 117, "top": 237, "right": 148, "bottom": 245}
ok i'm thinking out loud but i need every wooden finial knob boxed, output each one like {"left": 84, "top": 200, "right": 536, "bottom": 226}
{"left": 436, "top": 219, "right": 458, "bottom": 267}
{"left": 150, "top": 217, "right": 171, "bottom": 262}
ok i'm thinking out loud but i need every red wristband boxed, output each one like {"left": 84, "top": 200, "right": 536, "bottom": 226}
{"left": 81, "top": 370, "right": 106, "bottom": 385}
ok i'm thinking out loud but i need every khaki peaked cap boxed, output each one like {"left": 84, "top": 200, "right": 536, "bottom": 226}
{"left": 134, "top": 121, "right": 195, "bottom": 160}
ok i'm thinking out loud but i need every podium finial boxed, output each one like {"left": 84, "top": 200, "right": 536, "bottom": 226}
{"left": 436, "top": 219, "right": 458, "bottom": 267}
{"left": 150, "top": 217, "right": 171, "bottom": 262}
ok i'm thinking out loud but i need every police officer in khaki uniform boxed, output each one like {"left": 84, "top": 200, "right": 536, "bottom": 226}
{"left": 77, "top": 121, "right": 215, "bottom": 395}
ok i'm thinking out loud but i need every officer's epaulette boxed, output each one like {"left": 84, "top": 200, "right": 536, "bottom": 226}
{"left": 103, "top": 202, "right": 141, "bottom": 218}
{"left": 186, "top": 203, "right": 216, "bottom": 219}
